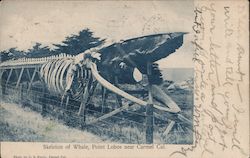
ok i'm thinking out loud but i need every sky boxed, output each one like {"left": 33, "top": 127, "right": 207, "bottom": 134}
{"left": 0, "top": 0, "right": 194, "bottom": 68}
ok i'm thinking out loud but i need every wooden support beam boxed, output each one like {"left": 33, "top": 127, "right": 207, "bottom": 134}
{"left": 146, "top": 62, "right": 154, "bottom": 144}
{"left": 0, "top": 70, "right": 3, "bottom": 79}
{"left": 78, "top": 76, "right": 92, "bottom": 117}
{"left": 0, "top": 70, "right": 3, "bottom": 97}
{"left": 60, "top": 94, "right": 65, "bottom": 107}
{"left": 20, "top": 83, "right": 24, "bottom": 102}
{"left": 65, "top": 96, "right": 70, "bottom": 109}
{"left": 26, "top": 68, "right": 31, "bottom": 81}
{"left": 85, "top": 80, "right": 98, "bottom": 105}
{"left": 14, "top": 69, "right": 19, "bottom": 79}
{"left": 16, "top": 67, "right": 24, "bottom": 88}
{"left": 78, "top": 87, "right": 89, "bottom": 117}
{"left": 41, "top": 85, "right": 47, "bottom": 117}
{"left": 124, "top": 89, "right": 148, "bottom": 95}
{"left": 163, "top": 121, "right": 175, "bottom": 136}
{"left": 146, "top": 102, "right": 154, "bottom": 144}
{"left": 177, "top": 114, "right": 193, "bottom": 130}
{"left": 0, "top": 70, "right": 3, "bottom": 85}
{"left": 86, "top": 103, "right": 135, "bottom": 125}
{"left": 101, "top": 86, "right": 108, "bottom": 113}
{"left": 114, "top": 76, "right": 122, "bottom": 107}
{"left": 27, "top": 68, "right": 37, "bottom": 93}
{"left": 5, "top": 69, "right": 13, "bottom": 89}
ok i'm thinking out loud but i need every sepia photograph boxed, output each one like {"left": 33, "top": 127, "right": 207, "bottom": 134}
{"left": 0, "top": 0, "right": 194, "bottom": 144}
{"left": 0, "top": 0, "right": 249, "bottom": 158}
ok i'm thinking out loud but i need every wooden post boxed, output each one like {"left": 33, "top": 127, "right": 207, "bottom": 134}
{"left": 20, "top": 83, "right": 24, "bottom": 102}
{"left": 85, "top": 80, "right": 98, "bottom": 105}
{"left": 14, "top": 69, "right": 19, "bottom": 80}
{"left": 5, "top": 69, "right": 13, "bottom": 90}
{"left": 19, "top": 82, "right": 27, "bottom": 107}
{"left": 163, "top": 120, "right": 175, "bottom": 136}
{"left": 101, "top": 86, "right": 108, "bottom": 113}
{"left": 27, "top": 68, "right": 37, "bottom": 93}
{"left": 26, "top": 68, "right": 31, "bottom": 80}
{"left": 65, "top": 95, "right": 70, "bottom": 110}
{"left": 78, "top": 82, "right": 89, "bottom": 116}
{"left": 78, "top": 75, "right": 93, "bottom": 123}
{"left": 0, "top": 70, "right": 3, "bottom": 98}
{"left": 114, "top": 76, "right": 122, "bottom": 107}
{"left": 86, "top": 103, "right": 132, "bottom": 125}
{"left": 41, "top": 85, "right": 47, "bottom": 117}
{"left": 16, "top": 67, "right": 24, "bottom": 88}
{"left": 146, "top": 62, "right": 154, "bottom": 144}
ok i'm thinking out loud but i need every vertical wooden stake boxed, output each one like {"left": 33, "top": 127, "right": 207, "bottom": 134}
{"left": 114, "top": 76, "right": 122, "bottom": 107}
{"left": 65, "top": 95, "right": 70, "bottom": 109}
{"left": 146, "top": 62, "right": 154, "bottom": 144}
{"left": 78, "top": 75, "right": 92, "bottom": 123}
{"left": 42, "top": 85, "right": 47, "bottom": 117}
{"left": 20, "top": 84, "right": 24, "bottom": 101}
{"left": 0, "top": 70, "right": 3, "bottom": 98}
{"left": 101, "top": 86, "right": 107, "bottom": 113}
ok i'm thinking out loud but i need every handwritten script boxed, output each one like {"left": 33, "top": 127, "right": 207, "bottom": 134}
{"left": 170, "top": 1, "right": 249, "bottom": 158}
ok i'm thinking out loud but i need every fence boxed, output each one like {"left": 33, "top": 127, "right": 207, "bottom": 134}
{"left": 0, "top": 78, "right": 193, "bottom": 144}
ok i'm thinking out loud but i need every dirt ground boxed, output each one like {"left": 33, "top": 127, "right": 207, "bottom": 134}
{"left": 0, "top": 101, "right": 107, "bottom": 143}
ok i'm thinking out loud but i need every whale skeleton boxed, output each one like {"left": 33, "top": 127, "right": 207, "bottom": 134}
{"left": 0, "top": 32, "right": 193, "bottom": 131}
{"left": 38, "top": 54, "right": 192, "bottom": 129}
{"left": 36, "top": 32, "right": 193, "bottom": 129}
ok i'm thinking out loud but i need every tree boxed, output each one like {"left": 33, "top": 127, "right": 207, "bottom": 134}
{"left": 0, "top": 50, "right": 8, "bottom": 62}
{"left": 26, "top": 43, "right": 52, "bottom": 58}
{"left": 0, "top": 50, "right": 10, "bottom": 62}
{"left": 53, "top": 29, "right": 105, "bottom": 55}
{"left": 0, "top": 47, "right": 25, "bottom": 62}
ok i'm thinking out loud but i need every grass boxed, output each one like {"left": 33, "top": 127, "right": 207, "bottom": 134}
{"left": 1, "top": 81, "right": 193, "bottom": 144}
